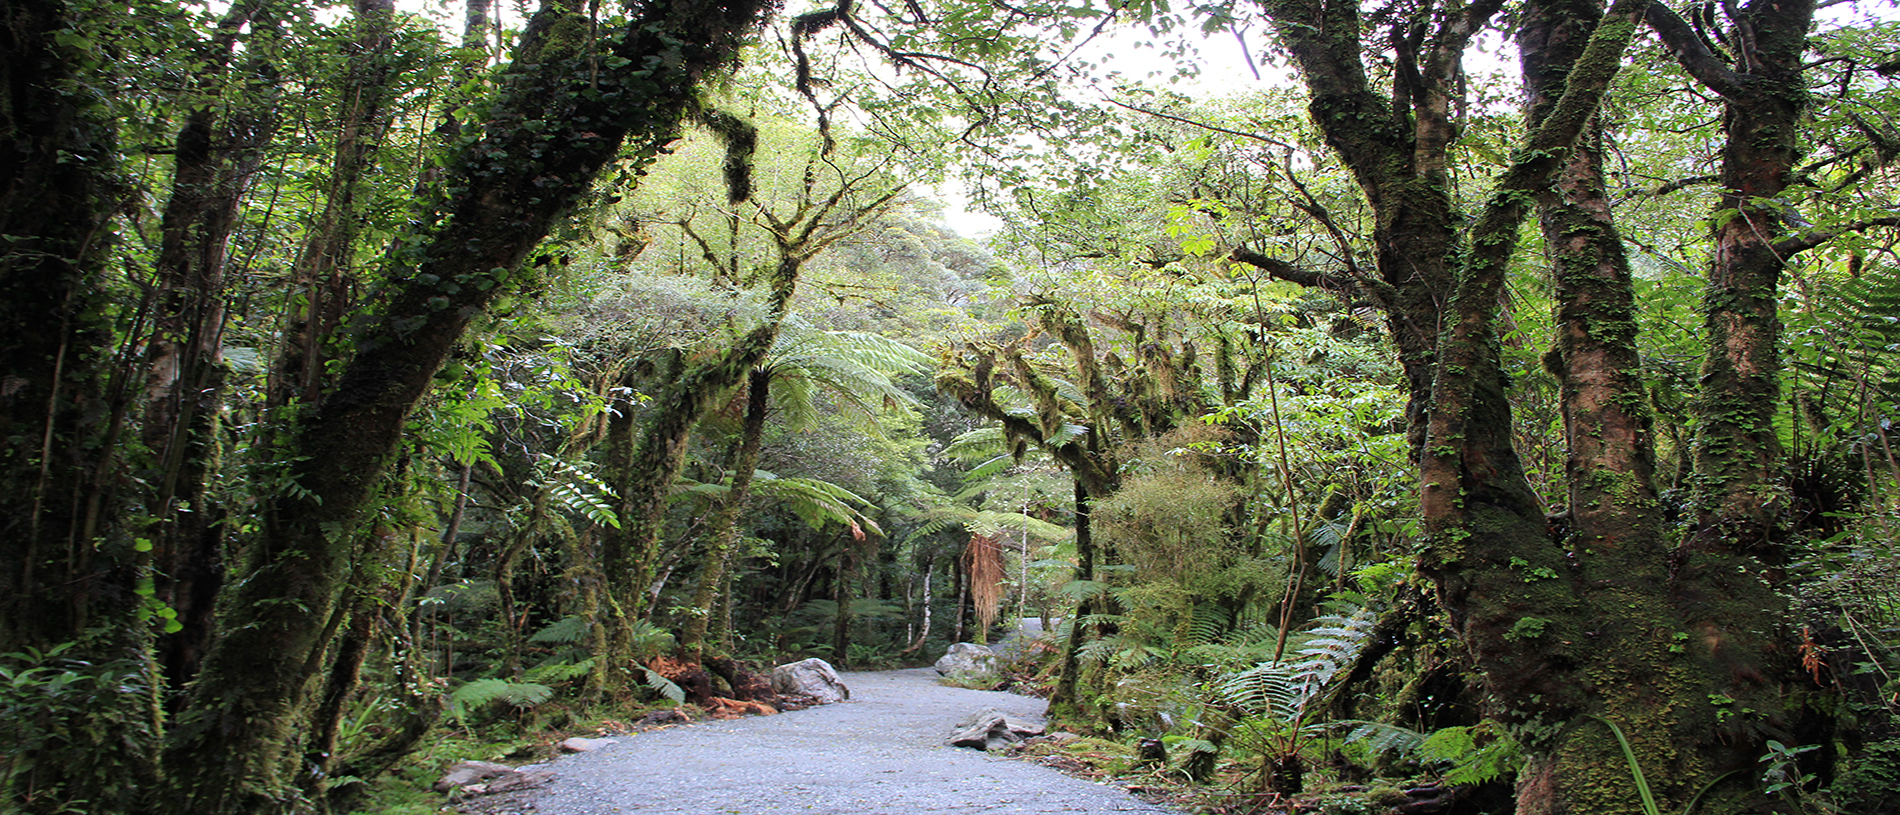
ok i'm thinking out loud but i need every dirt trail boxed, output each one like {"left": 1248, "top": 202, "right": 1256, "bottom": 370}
{"left": 525, "top": 667, "right": 1175, "bottom": 814}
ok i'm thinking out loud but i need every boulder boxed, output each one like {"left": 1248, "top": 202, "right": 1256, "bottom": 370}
{"left": 558, "top": 736, "right": 617, "bottom": 753}
{"left": 934, "top": 642, "right": 998, "bottom": 678}
{"left": 945, "top": 708, "right": 1045, "bottom": 751}
{"left": 434, "top": 760, "right": 516, "bottom": 792}
{"left": 770, "top": 657, "right": 850, "bottom": 704}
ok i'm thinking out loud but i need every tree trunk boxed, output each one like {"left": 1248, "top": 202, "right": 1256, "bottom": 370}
{"left": 831, "top": 541, "right": 854, "bottom": 668}
{"left": 1649, "top": 0, "right": 1831, "bottom": 807}
{"left": 268, "top": 0, "right": 396, "bottom": 409}
{"left": 0, "top": 0, "right": 127, "bottom": 654}
{"left": 601, "top": 257, "right": 798, "bottom": 637}
{"left": 1047, "top": 478, "right": 1097, "bottom": 718}
{"left": 0, "top": 3, "right": 157, "bottom": 810}
{"left": 156, "top": 1, "right": 772, "bottom": 809}
{"left": 142, "top": 0, "right": 284, "bottom": 696}
{"left": 1247, "top": 0, "right": 1748, "bottom": 811}
{"left": 681, "top": 366, "right": 771, "bottom": 660}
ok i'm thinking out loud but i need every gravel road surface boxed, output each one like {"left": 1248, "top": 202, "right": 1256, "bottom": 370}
{"left": 526, "top": 668, "right": 1176, "bottom": 814}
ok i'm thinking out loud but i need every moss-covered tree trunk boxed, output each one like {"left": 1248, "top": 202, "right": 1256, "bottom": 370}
{"left": 1240, "top": 0, "right": 1794, "bottom": 811}
{"left": 681, "top": 366, "right": 771, "bottom": 661}
{"left": 142, "top": 0, "right": 284, "bottom": 696}
{"left": 155, "top": 1, "right": 772, "bottom": 810}
{"left": 0, "top": 0, "right": 126, "bottom": 655}
{"left": 1646, "top": 0, "right": 1833, "bottom": 805}
{"left": 599, "top": 261, "right": 797, "bottom": 623}
{"left": 1502, "top": 1, "right": 1778, "bottom": 810}
{"left": 0, "top": 2, "right": 161, "bottom": 811}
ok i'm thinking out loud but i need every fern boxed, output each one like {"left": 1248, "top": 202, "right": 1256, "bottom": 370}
{"left": 1214, "top": 662, "right": 1308, "bottom": 723}
{"left": 960, "top": 453, "right": 1018, "bottom": 484}
{"left": 626, "top": 619, "right": 675, "bottom": 659}
{"left": 1186, "top": 603, "right": 1231, "bottom": 647}
{"left": 1076, "top": 637, "right": 1124, "bottom": 667}
{"left": 525, "top": 657, "right": 597, "bottom": 684}
{"left": 1057, "top": 579, "right": 1113, "bottom": 602}
{"left": 1417, "top": 723, "right": 1524, "bottom": 785}
{"left": 942, "top": 427, "right": 1012, "bottom": 462}
{"left": 533, "top": 457, "right": 621, "bottom": 529}
{"left": 639, "top": 667, "right": 685, "bottom": 704}
{"left": 1287, "top": 606, "right": 1378, "bottom": 689}
{"left": 528, "top": 615, "right": 588, "bottom": 645}
{"left": 449, "top": 679, "right": 554, "bottom": 726}
{"left": 1212, "top": 601, "right": 1378, "bottom": 725}
{"left": 1339, "top": 720, "right": 1428, "bottom": 757}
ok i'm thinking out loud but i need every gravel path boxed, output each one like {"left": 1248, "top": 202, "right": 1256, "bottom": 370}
{"left": 525, "top": 668, "right": 1177, "bottom": 814}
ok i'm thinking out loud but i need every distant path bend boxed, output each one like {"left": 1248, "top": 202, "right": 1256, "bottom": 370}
{"left": 528, "top": 667, "right": 1175, "bottom": 814}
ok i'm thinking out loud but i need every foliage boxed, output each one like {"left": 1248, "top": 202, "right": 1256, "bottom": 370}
{"left": 448, "top": 679, "right": 554, "bottom": 727}
{"left": 0, "top": 643, "right": 157, "bottom": 814}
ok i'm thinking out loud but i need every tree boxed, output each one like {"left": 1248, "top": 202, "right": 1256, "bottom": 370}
{"left": 154, "top": 0, "right": 775, "bottom": 810}
{"left": 594, "top": 118, "right": 906, "bottom": 683}
{"left": 681, "top": 320, "right": 929, "bottom": 660}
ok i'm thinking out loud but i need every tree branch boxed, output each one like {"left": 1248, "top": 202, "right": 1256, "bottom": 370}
{"left": 1645, "top": 1, "right": 1747, "bottom": 99}
{"left": 1773, "top": 217, "right": 1900, "bottom": 256}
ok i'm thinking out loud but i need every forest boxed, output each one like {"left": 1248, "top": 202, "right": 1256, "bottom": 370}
{"left": 2, "top": 0, "right": 1899, "bottom": 812}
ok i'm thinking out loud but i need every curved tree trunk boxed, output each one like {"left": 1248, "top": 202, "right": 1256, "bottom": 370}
{"left": 156, "top": 1, "right": 773, "bottom": 810}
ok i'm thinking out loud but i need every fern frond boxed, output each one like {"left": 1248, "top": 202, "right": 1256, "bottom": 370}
{"left": 943, "top": 427, "right": 1010, "bottom": 461}
{"left": 525, "top": 657, "right": 598, "bottom": 685}
{"left": 626, "top": 619, "right": 676, "bottom": 659}
{"left": 1214, "top": 662, "right": 1305, "bottom": 722}
{"left": 449, "top": 679, "right": 554, "bottom": 725}
{"left": 1076, "top": 636, "right": 1123, "bottom": 667}
{"left": 528, "top": 615, "right": 588, "bottom": 645}
{"left": 1057, "top": 579, "right": 1113, "bottom": 602}
{"left": 1336, "top": 720, "right": 1428, "bottom": 757}
{"left": 1187, "top": 603, "right": 1231, "bottom": 647}
{"left": 639, "top": 667, "right": 686, "bottom": 704}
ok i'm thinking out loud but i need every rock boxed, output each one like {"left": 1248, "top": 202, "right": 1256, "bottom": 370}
{"left": 945, "top": 708, "right": 1045, "bottom": 751}
{"left": 479, "top": 769, "right": 554, "bottom": 794}
{"left": 434, "top": 760, "right": 516, "bottom": 792}
{"left": 770, "top": 658, "right": 850, "bottom": 704}
{"left": 1029, "top": 731, "right": 1082, "bottom": 745}
{"left": 934, "top": 642, "right": 998, "bottom": 678}
{"left": 558, "top": 736, "right": 617, "bottom": 752}
{"left": 635, "top": 708, "right": 693, "bottom": 727}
